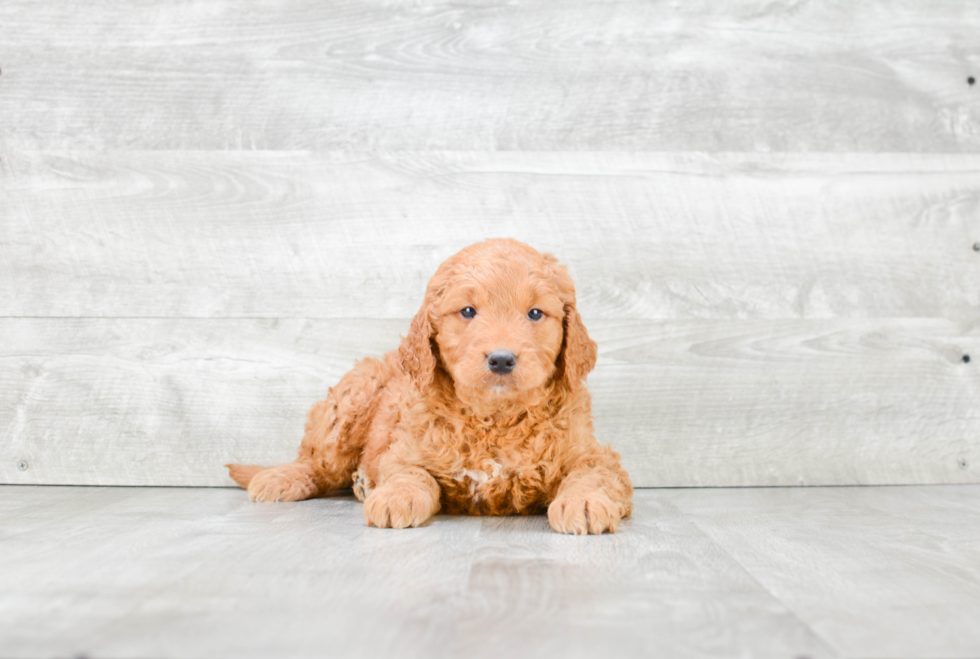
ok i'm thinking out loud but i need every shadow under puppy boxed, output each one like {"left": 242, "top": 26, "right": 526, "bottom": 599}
{"left": 227, "top": 239, "right": 632, "bottom": 534}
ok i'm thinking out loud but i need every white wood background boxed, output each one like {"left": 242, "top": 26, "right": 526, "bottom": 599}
{"left": 1, "top": 1, "right": 978, "bottom": 151}
{"left": 1, "top": 1, "right": 979, "bottom": 487}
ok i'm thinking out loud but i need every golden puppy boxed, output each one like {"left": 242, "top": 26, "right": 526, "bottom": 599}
{"left": 227, "top": 239, "right": 632, "bottom": 534}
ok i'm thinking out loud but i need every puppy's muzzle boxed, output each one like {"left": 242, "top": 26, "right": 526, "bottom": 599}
{"left": 487, "top": 351, "right": 517, "bottom": 375}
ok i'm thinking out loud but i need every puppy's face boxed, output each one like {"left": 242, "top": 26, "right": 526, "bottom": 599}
{"left": 399, "top": 239, "right": 597, "bottom": 407}
{"left": 434, "top": 259, "right": 566, "bottom": 400}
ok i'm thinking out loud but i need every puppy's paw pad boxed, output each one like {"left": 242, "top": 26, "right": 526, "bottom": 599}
{"left": 364, "top": 486, "right": 434, "bottom": 529}
{"left": 548, "top": 491, "right": 621, "bottom": 535}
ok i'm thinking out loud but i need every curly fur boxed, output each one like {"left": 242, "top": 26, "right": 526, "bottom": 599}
{"left": 227, "top": 239, "right": 633, "bottom": 534}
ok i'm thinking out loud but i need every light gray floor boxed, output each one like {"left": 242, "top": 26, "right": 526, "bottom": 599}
{"left": 3, "top": 486, "right": 980, "bottom": 659}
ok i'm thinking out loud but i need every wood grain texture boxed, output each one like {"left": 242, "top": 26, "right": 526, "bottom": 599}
{"left": 2, "top": 318, "right": 977, "bottom": 487}
{"left": 0, "top": 486, "right": 839, "bottom": 659}
{"left": 0, "top": 0, "right": 978, "bottom": 151}
{"left": 665, "top": 486, "right": 980, "bottom": 659}
{"left": 3, "top": 2, "right": 979, "bottom": 493}
{"left": 4, "top": 151, "right": 979, "bottom": 319}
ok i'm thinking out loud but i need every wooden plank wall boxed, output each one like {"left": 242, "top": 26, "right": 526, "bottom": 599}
{"left": 1, "top": 1, "right": 979, "bottom": 487}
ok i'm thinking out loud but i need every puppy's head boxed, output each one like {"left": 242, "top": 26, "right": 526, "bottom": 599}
{"left": 398, "top": 239, "right": 597, "bottom": 406}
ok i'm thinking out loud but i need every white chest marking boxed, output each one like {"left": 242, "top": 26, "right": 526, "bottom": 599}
{"left": 453, "top": 460, "right": 504, "bottom": 498}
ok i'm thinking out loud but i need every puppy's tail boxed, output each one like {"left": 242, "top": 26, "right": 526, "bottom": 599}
{"left": 225, "top": 463, "right": 267, "bottom": 489}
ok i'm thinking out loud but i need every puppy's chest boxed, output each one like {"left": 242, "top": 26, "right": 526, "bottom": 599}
{"left": 436, "top": 448, "right": 551, "bottom": 515}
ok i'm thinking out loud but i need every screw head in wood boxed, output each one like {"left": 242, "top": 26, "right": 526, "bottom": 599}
{"left": 17, "top": 460, "right": 28, "bottom": 471}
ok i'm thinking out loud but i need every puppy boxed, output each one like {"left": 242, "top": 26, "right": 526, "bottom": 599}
{"left": 227, "top": 239, "right": 632, "bottom": 534}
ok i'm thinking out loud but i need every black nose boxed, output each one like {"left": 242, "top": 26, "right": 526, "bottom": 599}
{"left": 487, "top": 351, "right": 517, "bottom": 375}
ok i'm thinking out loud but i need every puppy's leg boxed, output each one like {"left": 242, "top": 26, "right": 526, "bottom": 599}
{"left": 548, "top": 450, "right": 633, "bottom": 535}
{"left": 243, "top": 459, "right": 322, "bottom": 503}
{"left": 363, "top": 466, "right": 441, "bottom": 529}
{"left": 227, "top": 462, "right": 317, "bottom": 502}
{"left": 227, "top": 357, "right": 392, "bottom": 503}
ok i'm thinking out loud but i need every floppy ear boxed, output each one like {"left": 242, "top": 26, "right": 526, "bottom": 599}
{"left": 399, "top": 257, "right": 457, "bottom": 391}
{"left": 398, "top": 302, "right": 438, "bottom": 392}
{"left": 546, "top": 257, "right": 597, "bottom": 392}
{"left": 558, "top": 303, "right": 597, "bottom": 392}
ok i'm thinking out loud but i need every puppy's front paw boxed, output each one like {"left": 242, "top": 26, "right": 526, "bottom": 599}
{"left": 548, "top": 490, "right": 621, "bottom": 535}
{"left": 364, "top": 483, "right": 437, "bottom": 529}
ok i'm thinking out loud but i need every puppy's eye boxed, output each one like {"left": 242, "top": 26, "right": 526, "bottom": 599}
{"left": 460, "top": 307, "right": 477, "bottom": 319}
{"left": 527, "top": 308, "right": 544, "bottom": 321}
